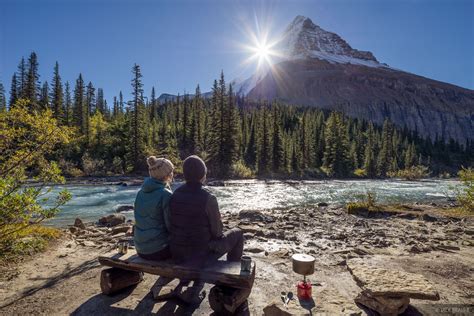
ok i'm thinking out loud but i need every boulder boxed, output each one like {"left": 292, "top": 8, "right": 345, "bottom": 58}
{"left": 347, "top": 259, "right": 440, "bottom": 300}
{"left": 355, "top": 292, "right": 409, "bottom": 316}
{"left": 74, "top": 217, "right": 86, "bottom": 230}
{"left": 99, "top": 214, "right": 126, "bottom": 227}
{"left": 116, "top": 205, "right": 134, "bottom": 213}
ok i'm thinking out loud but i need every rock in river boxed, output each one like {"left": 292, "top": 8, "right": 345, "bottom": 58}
{"left": 74, "top": 217, "right": 86, "bottom": 230}
{"left": 99, "top": 214, "right": 126, "bottom": 227}
{"left": 116, "top": 205, "right": 134, "bottom": 213}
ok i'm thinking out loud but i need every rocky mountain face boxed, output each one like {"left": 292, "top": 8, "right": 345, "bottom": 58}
{"left": 246, "top": 16, "right": 474, "bottom": 143}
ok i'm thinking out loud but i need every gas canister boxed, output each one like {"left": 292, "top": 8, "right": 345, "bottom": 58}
{"left": 297, "top": 281, "right": 312, "bottom": 300}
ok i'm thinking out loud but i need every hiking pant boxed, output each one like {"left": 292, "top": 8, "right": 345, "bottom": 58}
{"left": 209, "top": 228, "right": 244, "bottom": 262}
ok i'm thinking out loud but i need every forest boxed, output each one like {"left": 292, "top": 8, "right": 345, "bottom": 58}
{"left": 0, "top": 52, "right": 472, "bottom": 179}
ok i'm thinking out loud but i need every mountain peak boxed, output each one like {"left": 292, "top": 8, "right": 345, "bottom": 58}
{"left": 281, "top": 15, "right": 380, "bottom": 66}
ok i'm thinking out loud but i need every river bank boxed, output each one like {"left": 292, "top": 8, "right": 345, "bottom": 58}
{"left": 0, "top": 202, "right": 472, "bottom": 315}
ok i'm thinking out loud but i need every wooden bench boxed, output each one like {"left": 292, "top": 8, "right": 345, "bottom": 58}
{"left": 98, "top": 250, "right": 256, "bottom": 313}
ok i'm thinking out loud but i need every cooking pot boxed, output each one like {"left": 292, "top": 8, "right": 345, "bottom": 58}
{"left": 292, "top": 253, "right": 315, "bottom": 276}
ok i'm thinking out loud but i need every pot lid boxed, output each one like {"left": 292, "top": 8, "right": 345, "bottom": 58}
{"left": 292, "top": 253, "right": 315, "bottom": 262}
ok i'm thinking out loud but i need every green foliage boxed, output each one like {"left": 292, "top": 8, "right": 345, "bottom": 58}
{"left": 0, "top": 100, "right": 72, "bottom": 252}
{"left": 231, "top": 160, "right": 255, "bottom": 179}
{"left": 4, "top": 52, "right": 473, "bottom": 180}
{"left": 346, "top": 191, "right": 378, "bottom": 214}
{"left": 456, "top": 167, "right": 474, "bottom": 212}
{"left": 387, "top": 165, "right": 430, "bottom": 180}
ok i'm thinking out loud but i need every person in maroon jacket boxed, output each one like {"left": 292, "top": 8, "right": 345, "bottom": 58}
{"left": 169, "top": 155, "right": 243, "bottom": 266}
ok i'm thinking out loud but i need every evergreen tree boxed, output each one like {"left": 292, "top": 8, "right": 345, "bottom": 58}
{"left": 129, "top": 63, "right": 146, "bottom": 171}
{"left": 0, "top": 82, "right": 6, "bottom": 111}
{"left": 323, "top": 112, "right": 350, "bottom": 177}
{"left": 257, "top": 107, "right": 272, "bottom": 174}
{"left": 17, "top": 57, "right": 27, "bottom": 98}
{"left": 50, "top": 62, "right": 63, "bottom": 119}
{"left": 25, "top": 52, "right": 40, "bottom": 109}
{"left": 40, "top": 81, "right": 49, "bottom": 110}
{"left": 64, "top": 81, "right": 72, "bottom": 126}
{"left": 364, "top": 123, "right": 377, "bottom": 177}
{"left": 73, "top": 74, "right": 86, "bottom": 134}
{"left": 9, "top": 74, "right": 18, "bottom": 108}
{"left": 272, "top": 106, "right": 285, "bottom": 173}
{"left": 377, "top": 119, "right": 393, "bottom": 176}
{"left": 96, "top": 88, "right": 105, "bottom": 114}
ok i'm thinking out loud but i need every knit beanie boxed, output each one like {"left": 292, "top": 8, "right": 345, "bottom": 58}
{"left": 183, "top": 155, "right": 207, "bottom": 183}
{"left": 147, "top": 156, "right": 174, "bottom": 180}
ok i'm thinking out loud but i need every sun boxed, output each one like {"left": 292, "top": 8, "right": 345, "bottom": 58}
{"left": 248, "top": 39, "right": 278, "bottom": 70}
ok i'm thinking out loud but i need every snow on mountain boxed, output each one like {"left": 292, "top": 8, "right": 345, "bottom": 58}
{"left": 280, "top": 15, "right": 384, "bottom": 66}
{"left": 232, "top": 15, "right": 390, "bottom": 95}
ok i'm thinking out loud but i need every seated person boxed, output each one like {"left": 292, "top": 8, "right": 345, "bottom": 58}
{"left": 169, "top": 155, "right": 243, "bottom": 266}
{"left": 133, "top": 156, "right": 174, "bottom": 261}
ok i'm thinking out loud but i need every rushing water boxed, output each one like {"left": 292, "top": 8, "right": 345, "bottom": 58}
{"left": 43, "top": 179, "right": 458, "bottom": 227}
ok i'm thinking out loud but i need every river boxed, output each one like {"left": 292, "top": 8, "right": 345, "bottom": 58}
{"left": 41, "top": 179, "right": 459, "bottom": 227}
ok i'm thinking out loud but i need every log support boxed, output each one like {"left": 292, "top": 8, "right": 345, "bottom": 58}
{"left": 100, "top": 267, "right": 144, "bottom": 295}
{"left": 209, "top": 285, "right": 251, "bottom": 315}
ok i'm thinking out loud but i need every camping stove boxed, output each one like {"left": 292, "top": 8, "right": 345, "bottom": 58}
{"left": 291, "top": 254, "right": 315, "bottom": 300}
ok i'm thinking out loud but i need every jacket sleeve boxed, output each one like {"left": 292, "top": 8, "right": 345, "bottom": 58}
{"left": 162, "top": 191, "right": 172, "bottom": 232}
{"left": 206, "top": 194, "right": 223, "bottom": 239}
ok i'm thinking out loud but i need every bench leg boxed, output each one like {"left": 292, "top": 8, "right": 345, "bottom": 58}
{"left": 209, "top": 285, "right": 251, "bottom": 315}
{"left": 100, "top": 267, "right": 143, "bottom": 295}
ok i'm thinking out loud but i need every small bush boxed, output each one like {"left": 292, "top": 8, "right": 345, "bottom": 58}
{"left": 354, "top": 168, "right": 367, "bottom": 178}
{"left": 0, "top": 225, "right": 61, "bottom": 262}
{"left": 347, "top": 191, "right": 378, "bottom": 214}
{"left": 456, "top": 167, "right": 474, "bottom": 212}
{"left": 388, "top": 165, "right": 430, "bottom": 180}
{"left": 231, "top": 160, "right": 254, "bottom": 179}
{"left": 82, "top": 153, "right": 106, "bottom": 176}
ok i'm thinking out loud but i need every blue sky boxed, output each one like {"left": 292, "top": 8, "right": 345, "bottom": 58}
{"left": 1, "top": 0, "right": 473, "bottom": 102}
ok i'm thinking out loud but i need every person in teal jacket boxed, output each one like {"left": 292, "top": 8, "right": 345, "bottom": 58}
{"left": 134, "top": 156, "right": 174, "bottom": 260}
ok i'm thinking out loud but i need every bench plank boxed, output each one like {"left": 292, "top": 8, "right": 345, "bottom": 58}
{"left": 98, "top": 250, "right": 255, "bottom": 289}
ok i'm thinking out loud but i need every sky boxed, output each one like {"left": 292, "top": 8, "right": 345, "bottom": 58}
{"left": 1, "top": 0, "right": 473, "bottom": 103}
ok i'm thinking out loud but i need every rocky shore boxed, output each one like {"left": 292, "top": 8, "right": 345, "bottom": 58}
{"left": 1, "top": 203, "right": 472, "bottom": 315}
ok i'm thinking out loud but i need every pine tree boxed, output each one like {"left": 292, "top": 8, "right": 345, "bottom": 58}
{"left": 404, "top": 142, "right": 417, "bottom": 168}
{"left": 257, "top": 107, "right": 272, "bottom": 174}
{"left": 244, "top": 117, "right": 257, "bottom": 169}
{"left": 25, "top": 52, "right": 40, "bottom": 109}
{"left": 50, "top": 62, "right": 63, "bottom": 119}
{"left": 17, "top": 57, "right": 27, "bottom": 98}
{"left": 323, "top": 112, "right": 350, "bottom": 177}
{"left": 377, "top": 119, "right": 393, "bottom": 176}
{"left": 96, "top": 88, "right": 105, "bottom": 114}
{"left": 64, "top": 81, "right": 72, "bottom": 126}
{"left": 119, "top": 91, "right": 124, "bottom": 114}
{"left": 0, "top": 82, "right": 6, "bottom": 111}
{"left": 40, "top": 81, "right": 49, "bottom": 110}
{"left": 272, "top": 106, "right": 285, "bottom": 173}
{"left": 9, "top": 74, "right": 18, "bottom": 108}
{"left": 364, "top": 123, "right": 377, "bottom": 177}
{"left": 129, "top": 63, "right": 146, "bottom": 171}
{"left": 73, "top": 74, "right": 86, "bottom": 133}
{"left": 208, "top": 79, "right": 223, "bottom": 175}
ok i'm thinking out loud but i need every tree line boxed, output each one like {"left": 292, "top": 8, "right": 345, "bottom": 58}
{"left": 1, "top": 52, "right": 472, "bottom": 179}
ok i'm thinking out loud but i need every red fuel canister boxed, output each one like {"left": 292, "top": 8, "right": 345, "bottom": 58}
{"left": 297, "top": 281, "right": 312, "bottom": 300}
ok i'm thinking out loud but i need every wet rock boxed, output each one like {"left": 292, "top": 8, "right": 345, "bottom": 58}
{"left": 355, "top": 292, "right": 409, "bottom": 316}
{"left": 116, "top": 205, "right": 134, "bottom": 213}
{"left": 238, "top": 210, "right": 274, "bottom": 223}
{"left": 347, "top": 259, "right": 440, "bottom": 300}
{"left": 74, "top": 218, "right": 86, "bottom": 230}
{"left": 69, "top": 226, "right": 79, "bottom": 234}
{"left": 99, "top": 214, "right": 126, "bottom": 227}
{"left": 317, "top": 202, "right": 329, "bottom": 207}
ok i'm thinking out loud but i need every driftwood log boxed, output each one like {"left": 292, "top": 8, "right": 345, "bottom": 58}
{"left": 100, "top": 267, "right": 144, "bottom": 295}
